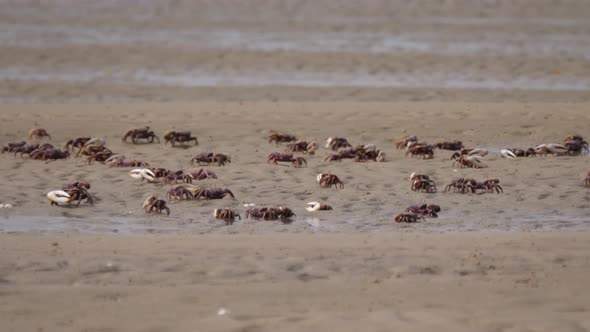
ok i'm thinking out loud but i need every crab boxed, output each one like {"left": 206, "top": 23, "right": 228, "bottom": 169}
{"left": 143, "top": 195, "right": 170, "bottom": 215}
{"left": 164, "top": 130, "right": 198, "bottom": 146}
{"left": 394, "top": 213, "right": 424, "bottom": 223}
{"left": 405, "top": 204, "right": 441, "bottom": 217}
{"left": 564, "top": 134, "right": 587, "bottom": 145}
{"left": 501, "top": 148, "right": 536, "bottom": 158}
{"left": 450, "top": 148, "right": 488, "bottom": 160}
{"left": 30, "top": 148, "right": 70, "bottom": 161}
{"left": 405, "top": 144, "right": 434, "bottom": 159}
{"left": 305, "top": 202, "right": 333, "bottom": 212}
{"left": 11, "top": 143, "right": 39, "bottom": 157}
{"left": 77, "top": 144, "right": 109, "bottom": 157}
{"left": 191, "top": 152, "right": 231, "bottom": 166}
{"left": 269, "top": 132, "right": 297, "bottom": 144}
{"left": 193, "top": 187, "right": 236, "bottom": 200}
{"left": 325, "top": 137, "right": 352, "bottom": 151}
{"left": 394, "top": 135, "right": 418, "bottom": 149}
{"left": 166, "top": 185, "right": 194, "bottom": 201}
{"left": 86, "top": 148, "right": 114, "bottom": 164}
{"left": 213, "top": 208, "right": 241, "bottom": 224}
{"left": 64, "top": 137, "right": 91, "bottom": 151}
{"left": 563, "top": 140, "right": 589, "bottom": 155}
{"left": 444, "top": 178, "right": 474, "bottom": 194}
{"left": 317, "top": 173, "right": 344, "bottom": 189}
{"left": 534, "top": 144, "right": 568, "bottom": 156}
{"left": 122, "top": 127, "right": 160, "bottom": 144}
{"left": 285, "top": 140, "right": 318, "bottom": 155}
{"left": 61, "top": 181, "right": 93, "bottom": 206}
{"left": 410, "top": 173, "right": 437, "bottom": 193}
{"left": 29, "top": 128, "right": 51, "bottom": 139}
{"left": 469, "top": 179, "right": 503, "bottom": 194}
{"left": 163, "top": 170, "right": 194, "bottom": 184}
{"left": 2, "top": 141, "right": 26, "bottom": 153}
{"left": 452, "top": 155, "right": 487, "bottom": 168}
{"left": 267, "top": 152, "right": 307, "bottom": 167}
{"left": 107, "top": 158, "right": 150, "bottom": 168}
{"left": 585, "top": 172, "right": 590, "bottom": 188}
{"left": 435, "top": 141, "right": 464, "bottom": 151}
{"left": 245, "top": 206, "right": 295, "bottom": 220}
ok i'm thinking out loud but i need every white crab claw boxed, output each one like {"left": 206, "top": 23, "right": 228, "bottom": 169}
{"left": 500, "top": 149, "right": 517, "bottom": 159}
{"left": 468, "top": 148, "right": 488, "bottom": 157}
{"left": 466, "top": 156, "right": 487, "bottom": 168}
{"left": 306, "top": 202, "right": 321, "bottom": 212}
{"left": 324, "top": 137, "right": 333, "bottom": 149}
{"left": 47, "top": 190, "right": 71, "bottom": 205}
{"left": 316, "top": 173, "right": 324, "bottom": 183}
{"left": 105, "top": 154, "right": 125, "bottom": 164}
{"left": 547, "top": 143, "right": 568, "bottom": 154}
{"left": 410, "top": 172, "right": 416, "bottom": 181}
{"left": 129, "top": 168, "right": 156, "bottom": 182}
{"left": 143, "top": 194, "right": 157, "bottom": 209}
{"left": 85, "top": 137, "right": 106, "bottom": 146}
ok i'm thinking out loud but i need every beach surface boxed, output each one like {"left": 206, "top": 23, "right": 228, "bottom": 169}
{"left": 2, "top": 233, "right": 590, "bottom": 332}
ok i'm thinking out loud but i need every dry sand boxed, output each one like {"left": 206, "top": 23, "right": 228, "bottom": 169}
{"left": 1, "top": 233, "right": 590, "bottom": 332}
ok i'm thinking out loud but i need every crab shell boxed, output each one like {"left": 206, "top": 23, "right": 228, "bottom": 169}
{"left": 47, "top": 190, "right": 71, "bottom": 204}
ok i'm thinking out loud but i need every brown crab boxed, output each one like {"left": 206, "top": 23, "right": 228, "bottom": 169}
{"left": 194, "top": 187, "right": 236, "bottom": 200}
{"left": 166, "top": 185, "right": 195, "bottom": 201}
{"left": 468, "top": 179, "right": 503, "bottom": 194}
{"left": 64, "top": 137, "right": 91, "bottom": 151}
{"left": 267, "top": 152, "right": 307, "bottom": 167}
{"left": 164, "top": 131, "right": 198, "bottom": 146}
{"left": 30, "top": 148, "right": 70, "bottom": 161}
{"left": 410, "top": 173, "right": 437, "bottom": 193}
{"left": 285, "top": 140, "right": 318, "bottom": 155}
{"left": 269, "top": 132, "right": 297, "bottom": 144}
{"left": 191, "top": 152, "right": 231, "bottom": 166}
{"left": 214, "top": 208, "right": 241, "bottom": 224}
{"left": 11, "top": 143, "right": 39, "bottom": 157}
{"left": 317, "top": 173, "right": 344, "bottom": 189}
{"left": 62, "top": 181, "right": 93, "bottom": 206}
{"left": 325, "top": 137, "right": 352, "bottom": 151}
{"left": 143, "top": 195, "right": 170, "bottom": 215}
{"left": 29, "top": 128, "right": 51, "bottom": 139}
{"left": 245, "top": 206, "right": 295, "bottom": 221}
{"left": 2, "top": 141, "right": 26, "bottom": 153}
{"left": 394, "top": 135, "right": 418, "bottom": 149}
{"left": 405, "top": 204, "right": 441, "bottom": 217}
{"left": 434, "top": 141, "right": 464, "bottom": 151}
{"left": 405, "top": 143, "right": 434, "bottom": 159}
{"left": 444, "top": 178, "right": 474, "bottom": 194}
{"left": 122, "top": 127, "right": 160, "bottom": 144}
{"left": 394, "top": 213, "right": 424, "bottom": 223}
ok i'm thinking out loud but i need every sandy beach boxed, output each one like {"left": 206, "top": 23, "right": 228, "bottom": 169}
{"left": 2, "top": 0, "right": 590, "bottom": 331}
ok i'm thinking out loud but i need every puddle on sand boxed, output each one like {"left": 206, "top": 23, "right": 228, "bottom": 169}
{"left": 1, "top": 211, "right": 589, "bottom": 235}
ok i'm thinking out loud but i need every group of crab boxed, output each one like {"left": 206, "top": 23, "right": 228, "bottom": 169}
{"left": 7, "top": 125, "right": 590, "bottom": 225}
{"left": 501, "top": 134, "right": 589, "bottom": 158}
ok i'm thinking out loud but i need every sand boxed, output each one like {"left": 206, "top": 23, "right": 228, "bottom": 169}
{"left": 1, "top": 233, "right": 590, "bottom": 332}
{"left": 1, "top": 102, "right": 590, "bottom": 330}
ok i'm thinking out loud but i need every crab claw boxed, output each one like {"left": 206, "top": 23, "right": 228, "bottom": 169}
{"left": 85, "top": 138, "right": 106, "bottom": 146}
{"left": 500, "top": 149, "right": 517, "bottom": 159}
{"left": 468, "top": 148, "right": 488, "bottom": 157}
{"left": 305, "top": 202, "right": 333, "bottom": 212}
{"left": 129, "top": 168, "right": 156, "bottom": 182}
{"left": 410, "top": 172, "right": 417, "bottom": 181}
{"left": 105, "top": 154, "right": 125, "bottom": 164}
{"left": 546, "top": 143, "right": 568, "bottom": 154}
{"left": 143, "top": 194, "right": 157, "bottom": 210}
{"left": 466, "top": 155, "right": 487, "bottom": 168}
{"left": 47, "top": 190, "right": 71, "bottom": 206}
{"left": 316, "top": 173, "right": 325, "bottom": 183}
{"left": 324, "top": 137, "right": 333, "bottom": 149}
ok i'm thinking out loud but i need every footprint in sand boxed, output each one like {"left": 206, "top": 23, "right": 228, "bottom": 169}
{"left": 538, "top": 193, "right": 551, "bottom": 200}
